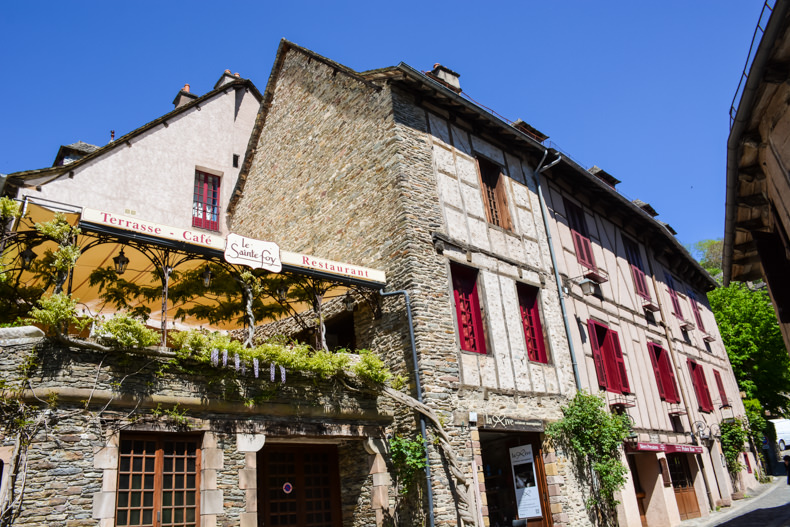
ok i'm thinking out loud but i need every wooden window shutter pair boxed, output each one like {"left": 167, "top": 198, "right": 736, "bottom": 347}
{"left": 687, "top": 359, "right": 713, "bottom": 412}
{"left": 477, "top": 157, "right": 512, "bottom": 230}
{"left": 565, "top": 199, "right": 597, "bottom": 270}
{"left": 587, "top": 320, "right": 630, "bottom": 394}
{"left": 647, "top": 343, "right": 680, "bottom": 403}
{"left": 452, "top": 264, "right": 487, "bottom": 354}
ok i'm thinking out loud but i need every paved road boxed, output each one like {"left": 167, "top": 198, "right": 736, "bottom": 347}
{"left": 682, "top": 478, "right": 790, "bottom": 527}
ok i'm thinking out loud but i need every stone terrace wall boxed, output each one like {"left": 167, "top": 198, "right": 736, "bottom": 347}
{"left": 0, "top": 333, "right": 388, "bottom": 526}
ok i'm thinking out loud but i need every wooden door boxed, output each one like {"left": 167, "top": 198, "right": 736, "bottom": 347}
{"left": 667, "top": 454, "right": 700, "bottom": 520}
{"left": 258, "top": 444, "right": 342, "bottom": 527}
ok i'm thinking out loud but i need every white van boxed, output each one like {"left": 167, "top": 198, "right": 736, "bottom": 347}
{"left": 770, "top": 418, "right": 790, "bottom": 450}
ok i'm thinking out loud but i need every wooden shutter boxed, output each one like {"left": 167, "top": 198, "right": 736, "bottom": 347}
{"left": 713, "top": 370, "right": 728, "bottom": 407}
{"left": 478, "top": 157, "right": 512, "bottom": 230}
{"left": 609, "top": 331, "right": 630, "bottom": 394}
{"left": 494, "top": 171, "right": 513, "bottom": 230}
{"left": 452, "top": 265, "right": 487, "bottom": 354}
{"left": 518, "top": 284, "right": 547, "bottom": 363}
{"left": 661, "top": 351, "right": 680, "bottom": 404}
{"left": 688, "top": 291, "right": 706, "bottom": 331}
{"left": 648, "top": 344, "right": 666, "bottom": 400}
{"left": 587, "top": 320, "right": 608, "bottom": 390}
{"left": 698, "top": 367, "right": 713, "bottom": 411}
{"left": 665, "top": 273, "right": 684, "bottom": 319}
{"left": 688, "top": 360, "right": 713, "bottom": 412}
{"left": 624, "top": 238, "right": 651, "bottom": 299}
{"left": 565, "top": 199, "right": 597, "bottom": 270}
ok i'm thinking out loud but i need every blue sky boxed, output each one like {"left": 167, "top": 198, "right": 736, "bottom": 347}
{"left": 0, "top": 1, "right": 766, "bottom": 247}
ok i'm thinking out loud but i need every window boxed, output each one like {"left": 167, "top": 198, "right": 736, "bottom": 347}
{"left": 451, "top": 264, "right": 487, "bottom": 354}
{"left": 687, "top": 359, "right": 713, "bottom": 412}
{"left": 117, "top": 434, "right": 200, "bottom": 527}
{"left": 477, "top": 157, "right": 512, "bottom": 230}
{"left": 647, "top": 343, "right": 680, "bottom": 403}
{"left": 713, "top": 369, "right": 730, "bottom": 408}
{"left": 192, "top": 170, "right": 220, "bottom": 231}
{"left": 623, "top": 237, "right": 651, "bottom": 300}
{"left": 688, "top": 289, "right": 706, "bottom": 332}
{"left": 587, "top": 320, "right": 630, "bottom": 394}
{"left": 517, "top": 283, "right": 547, "bottom": 363}
{"left": 564, "top": 199, "right": 596, "bottom": 270}
{"left": 664, "top": 273, "right": 684, "bottom": 319}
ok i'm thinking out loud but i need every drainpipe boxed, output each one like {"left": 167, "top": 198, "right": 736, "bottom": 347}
{"left": 533, "top": 150, "right": 582, "bottom": 390}
{"left": 379, "top": 288, "right": 435, "bottom": 527}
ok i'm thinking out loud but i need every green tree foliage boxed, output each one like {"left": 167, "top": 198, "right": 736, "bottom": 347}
{"left": 388, "top": 434, "right": 427, "bottom": 494}
{"left": 690, "top": 238, "right": 723, "bottom": 276}
{"left": 720, "top": 418, "right": 749, "bottom": 474}
{"left": 546, "top": 392, "right": 630, "bottom": 524}
{"left": 708, "top": 282, "right": 790, "bottom": 415}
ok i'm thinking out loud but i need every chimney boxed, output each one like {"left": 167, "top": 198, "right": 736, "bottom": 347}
{"left": 172, "top": 83, "right": 198, "bottom": 108}
{"left": 588, "top": 166, "right": 621, "bottom": 189}
{"left": 426, "top": 64, "right": 461, "bottom": 93}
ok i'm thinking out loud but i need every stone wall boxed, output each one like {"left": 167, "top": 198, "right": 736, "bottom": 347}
{"left": 229, "top": 44, "right": 590, "bottom": 526}
{"left": 0, "top": 332, "right": 389, "bottom": 526}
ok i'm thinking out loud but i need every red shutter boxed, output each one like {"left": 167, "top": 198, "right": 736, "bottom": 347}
{"left": 713, "top": 370, "right": 728, "bottom": 407}
{"left": 665, "top": 273, "right": 684, "bottom": 319}
{"left": 689, "top": 291, "right": 706, "bottom": 331}
{"left": 661, "top": 351, "right": 680, "bottom": 404}
{"left": 632, "top": 266, "right": 651, "bottom": 299}
{"left": 688, "top": 360, "right": 713, "bottom": 412}
{"left": 452, "top": 265, "right": 487, "bottom": 354}
{"left": 587, "top": 320, "right": 608, "bottom": 390}
{"left": 571, "top": 230, "right": 596, "bottom": 270}
{"left": 698, "top": 367, "right": 714, "bottom": 412}
{"left": 648, "top": 344, "right": 666, "bottom": 400}
{"left": 609, "top": 331, "right": 630, "bottom": 394}
{"left": 518, "top": 285, "right": 547, "bottom": 363}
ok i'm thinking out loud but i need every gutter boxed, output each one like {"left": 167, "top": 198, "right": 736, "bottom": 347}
{"left": 724, "top": 0, "right": 790, "bottom": 285}
{"left": 533, "top": 149, "right": 582, "bottom": 390}
{"left": 379, "top": 288, "right": 435, "bottom": 527}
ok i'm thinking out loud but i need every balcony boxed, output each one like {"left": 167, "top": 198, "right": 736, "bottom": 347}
{"left": 584, "top": 266, "right": 609, "bottom": 284}
{"left": 641, "top": 297, "right": 660, "bottom": 312}
{"left": 679, "top": 319, "right": 696, "bottom": 331}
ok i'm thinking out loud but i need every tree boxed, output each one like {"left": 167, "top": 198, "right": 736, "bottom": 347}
{"left": 689, "top": 238, "right": 723, "bottom": 276}
{"left": 708, "top": 282, "right": 790, "bottom": 415}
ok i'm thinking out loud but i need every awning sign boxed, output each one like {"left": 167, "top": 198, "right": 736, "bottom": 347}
{"left": 509, "top": 445, "right": 542, "bottom": 519}
{"left": 625, "top": 442, "right": 704, "bottom": 454}
{"left": 225, "top": 233, "right": 282, "bottom": 273}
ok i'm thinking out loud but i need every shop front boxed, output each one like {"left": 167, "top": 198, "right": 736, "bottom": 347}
{"left": 478, "top": 417, "right": 553, "bottom": 527}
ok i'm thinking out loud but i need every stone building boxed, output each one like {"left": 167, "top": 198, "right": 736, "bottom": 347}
{"left": 229, "top": 40, "right": 593, "bottom": 526}
{"left": 724, "top": 0, "right": 790, "bottom": 353}
{"left": 543, "top": 163, "right": 756, "bottom": 525}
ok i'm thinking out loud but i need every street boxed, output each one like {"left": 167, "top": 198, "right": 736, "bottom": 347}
{"left": 682, "top": 478, "right": 790, "bottom": 527}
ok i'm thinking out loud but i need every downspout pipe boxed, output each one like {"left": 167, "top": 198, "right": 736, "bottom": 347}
{"left": 533, "top": 150, "right": 582, "bottom": 390}
{"left": 379, "top": 288, "right": 435, "bottom": 527}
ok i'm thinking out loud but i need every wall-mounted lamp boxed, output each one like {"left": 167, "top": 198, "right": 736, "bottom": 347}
{"left": 343, "top": 292, "right": 355, "bottom": 312}
{"left": 20, "top": 246, "right": 37, "bottom": 270}
{"left": 113, "top": 249, "right": 129, "bottom": 275}
{"left": 202, "top": 266, "right": 212, "bottom": 288}
{"left": 577, "top": 278, "right": 596, "bottom": 296}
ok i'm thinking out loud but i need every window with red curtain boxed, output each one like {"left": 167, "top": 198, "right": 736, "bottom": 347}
{"left": 451, "top": 264, "right": 487, "bottom": 354}
{"left": 623, "top": 237, "right": 651, "bottom": 300}
{"left": 192, "top": 170, "right": 221, "bottom": 231}
{"left": 477, "top": 157, "right": 512, "bottom": 230}
{"left": 687, "top": 359, "right": 713, "bottom": 412}
{"left": 647, "top": 343, "right": 680, "bottom": 403}
{"left": 517, "top": 283, "right": 547, "bottom": 363}
{"left": 564, "top": 199, "right": 596, "bottom": 270}
{"left": 587, "top": 320, "right": 630, "bottom": 394}
{"left": 688, "top": 289, "right": 706, "bottom": 332}
{"left": 664, "top": 273, "right": 684, "bottom": 320}
{"left": 713, "top": 369, "right": 730, "bottom": 408}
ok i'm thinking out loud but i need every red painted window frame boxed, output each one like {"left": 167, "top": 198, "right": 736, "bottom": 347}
{"left": 687, "top": 359, "right": 714, "bottom": 412}
{"left": 664, "top": 273, "right": 684, "bottom": 320}
{"left": 647, "top": 343, "right": 680, "bottom": 403}
{"left": 564, "top": 199, "right": 596, "bottom": 270}
{"left": 517, "top": 283, "right": 547, "bottom": 364}
{"left": 587, "top": 320, "right": 630, "bottom": 394}
{"left": 688, "top": 290, "right": 706, "bottom": 332}
{"left": 713, "top": 369, "right": 729, "bottom": 407}
{"left": 192, "top": 170, "right": 221, "bottom": 231}
{"left": 623, "top": 237, "right": 651, "bottom": 300}
{"left": 451, "top": 264, "right": 487, "bottom": 354}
